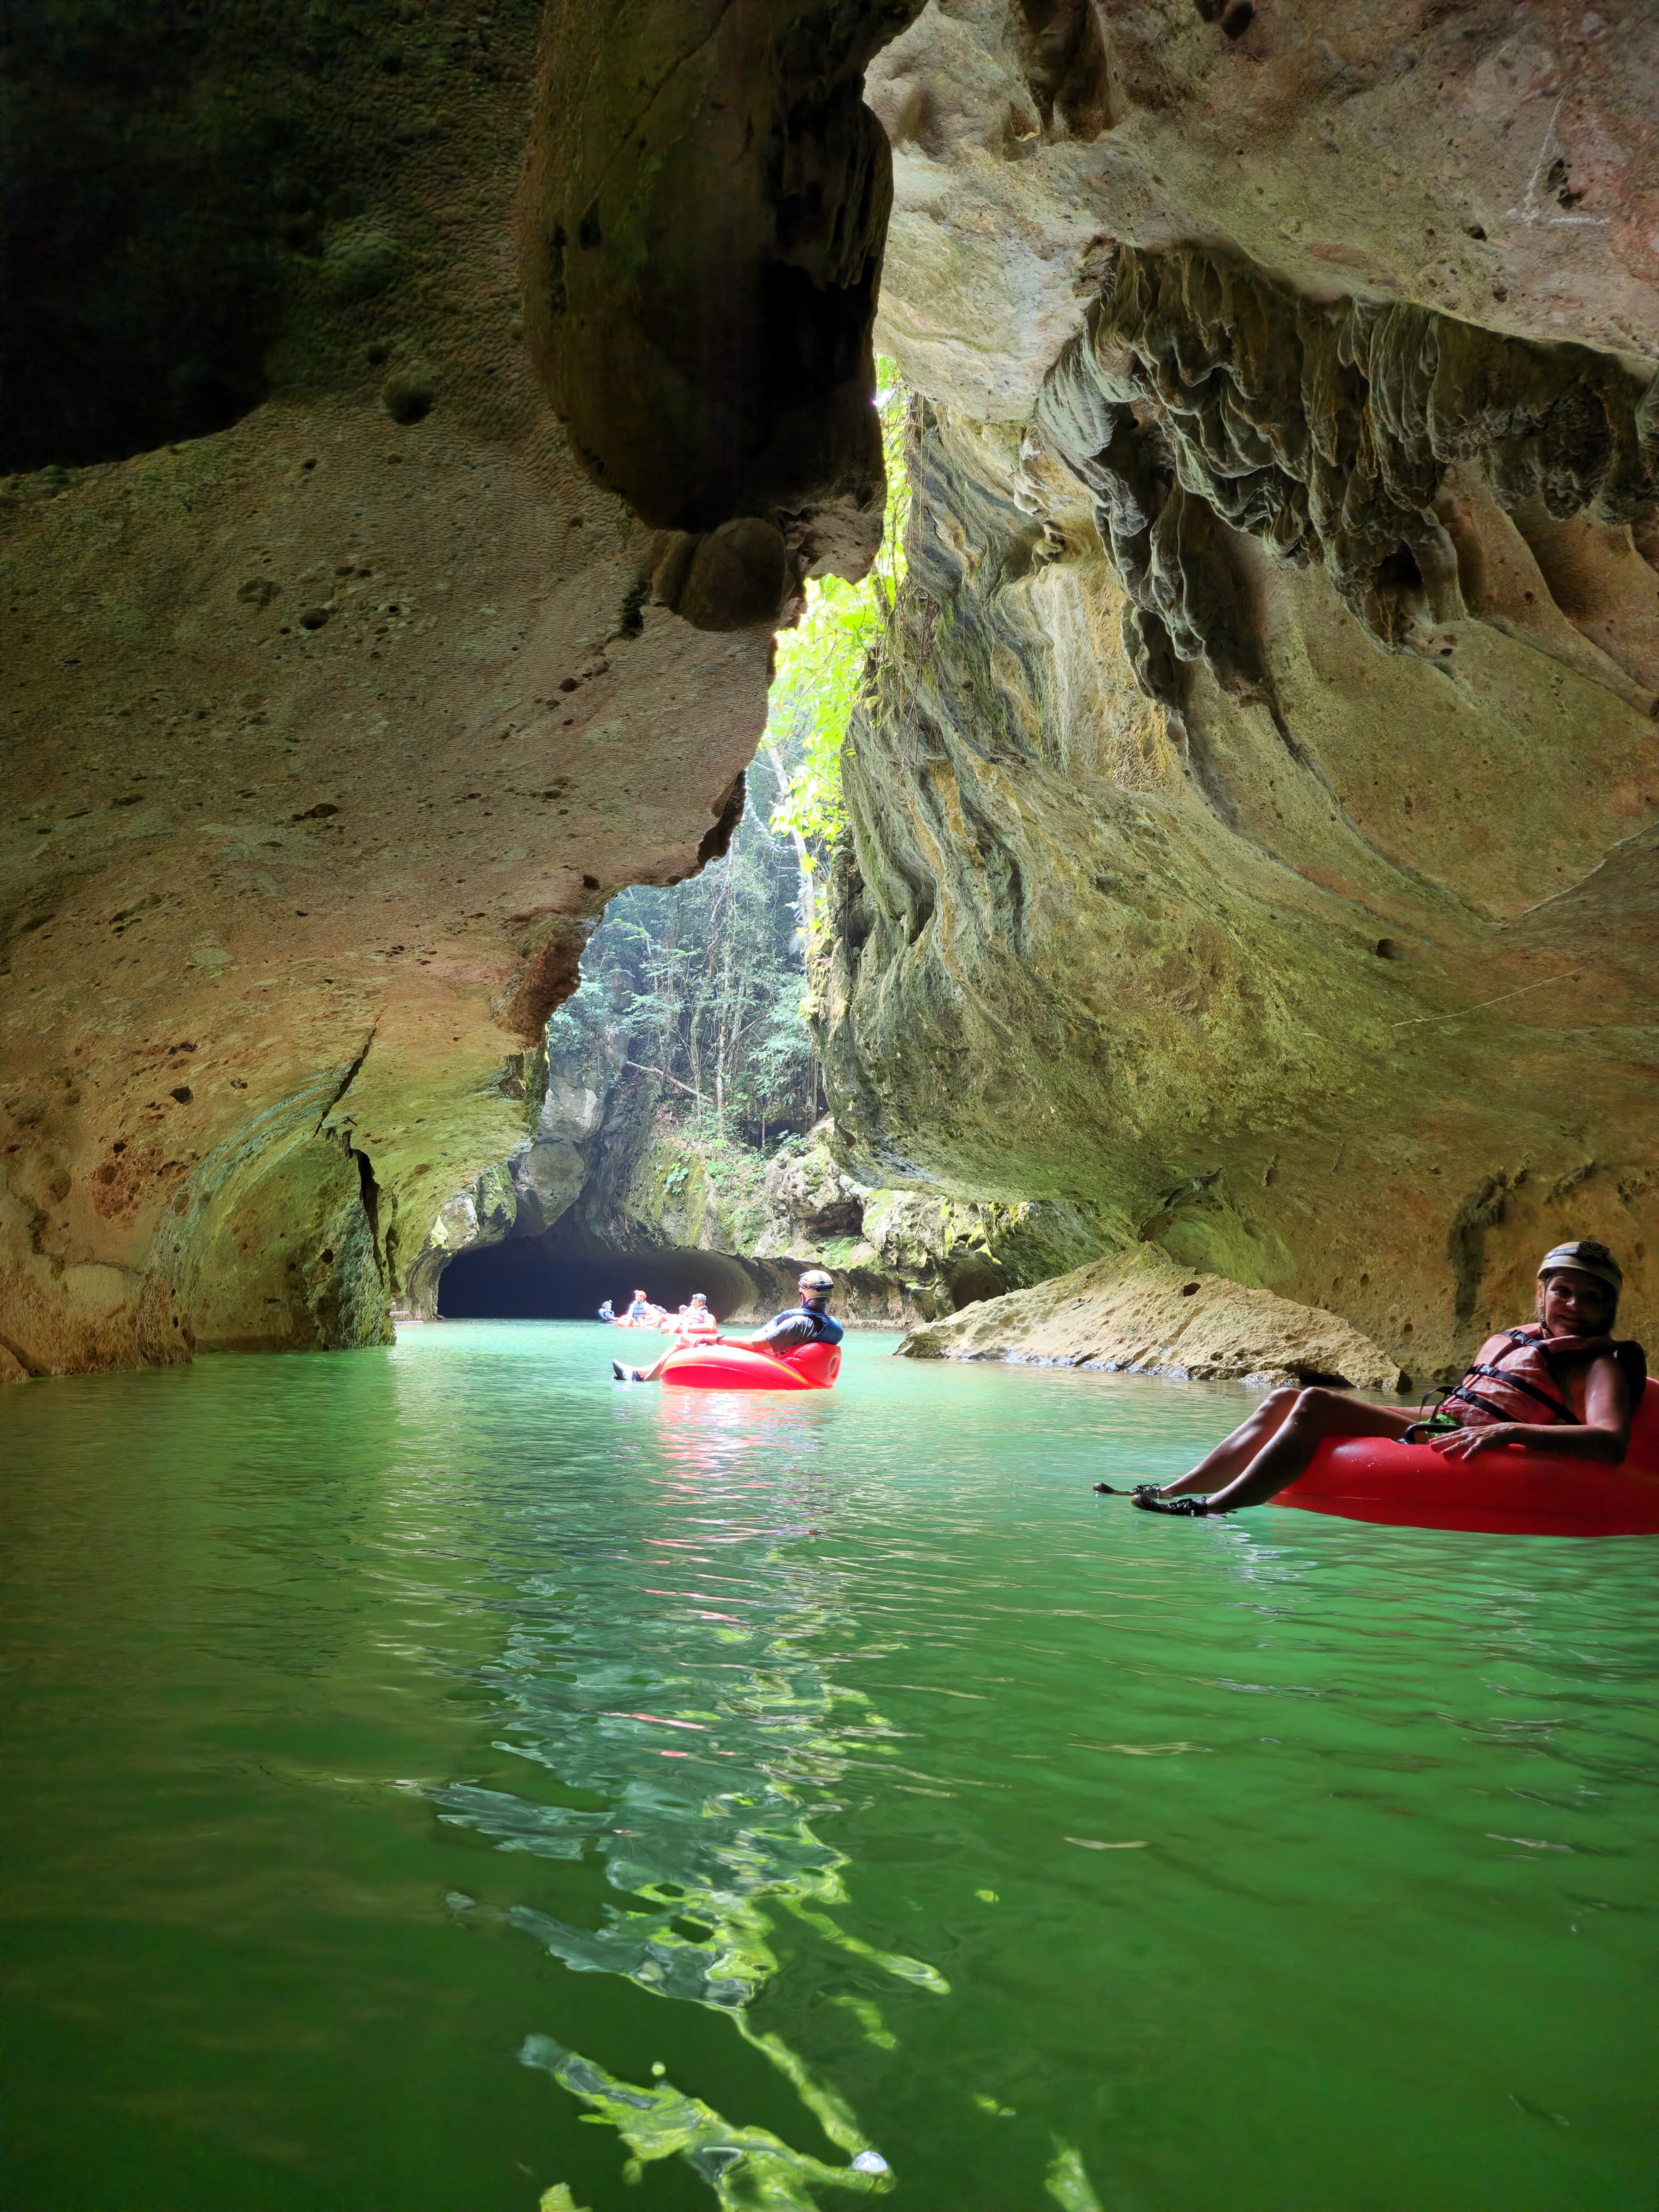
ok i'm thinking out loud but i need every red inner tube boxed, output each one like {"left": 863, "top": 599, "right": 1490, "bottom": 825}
{"left": 658, "top": 1339, "right": 841, "bottom": 1392}
{"left": 1277, "top": 1384, "right": 1659, "bottom": 1536}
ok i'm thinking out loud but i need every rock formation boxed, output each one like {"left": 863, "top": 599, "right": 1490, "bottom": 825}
{"left": 899, "top": 1246, "right": 1402, "bottom": 1391}
{"left": 818, "top": 0, "right": 1659, "bottom": 1385}
{"left": 400, "top": 1010, "right": 1115, "bottom": 1328}
{"left": 1, "top": 0, "right": 911, "bottom": 1378}
{"left": 8, "top": 0, "right": 1657, "bottom": 1390}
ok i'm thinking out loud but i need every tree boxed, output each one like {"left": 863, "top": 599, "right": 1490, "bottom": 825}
{"left": 767, "top": 356, "right": 911, "bottom": 905}
{"left": 552, "top": 753, "right": 818, "bottom": 1143}
{"left": 548, "top": 361, "right": 912, "bottom": 1146}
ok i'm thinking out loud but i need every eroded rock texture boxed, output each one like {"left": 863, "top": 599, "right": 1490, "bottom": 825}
{"left": 867, "top": 0, "right": 1659, "bottom": 418}
{"left": 899, "top": 1246, "right": 1402, "bottom": 1390}
{"left": 822, "top": 2, "right": 1659, "bottom": 1384}
{"left": 519, "top": 0, "right": 923, "bottom": 584}
{"left": 1, "top": 0, "right": 901, "bottom": 1377}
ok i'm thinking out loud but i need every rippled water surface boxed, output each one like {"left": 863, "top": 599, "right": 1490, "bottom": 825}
{"left": 3, "top": 1322, "right": 1656, "bottom": 2210}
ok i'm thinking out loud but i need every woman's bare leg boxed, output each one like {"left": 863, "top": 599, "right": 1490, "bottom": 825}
{"left": 1152, "top": 1387, "right": 1303, "bottom": 1496}
{"left": 1143, "top": 1389, "right": 1417, "bottom": 1514}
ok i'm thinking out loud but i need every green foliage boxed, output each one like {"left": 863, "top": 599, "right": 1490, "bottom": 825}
{"left": 554, "top": 759, "right": 821, "bottom": 1142}
{"left": 637, "top": 1122, "right": 773, "bottom": 1252}
{"left": 548, "top": 361, "right": 911, "bottom": 1146}
{"left": 768, "top": 356, "right": 911, "bottom": 853}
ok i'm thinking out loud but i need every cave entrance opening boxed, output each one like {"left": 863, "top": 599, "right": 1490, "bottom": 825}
{"left": 410, "top": 363, "right": 915, "bottom": 1325}
{"left": 436, "top": 1236, "right": 758, "bottom": 1322}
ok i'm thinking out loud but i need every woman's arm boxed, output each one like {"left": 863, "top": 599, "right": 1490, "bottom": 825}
{"left": 1432, "top": 1356, "right": 1631, "bottom": 1463}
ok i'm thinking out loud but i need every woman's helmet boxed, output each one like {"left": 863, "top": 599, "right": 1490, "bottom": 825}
{"left": 690, "top": 1293, "right": 708, "bottom": 1306}
{"left": 1538, "top": 1241, "right": 1622, "bottom": 1295}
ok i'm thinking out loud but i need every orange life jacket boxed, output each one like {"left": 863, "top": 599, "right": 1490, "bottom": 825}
{"left": 1443, "top": 1322, "right": 1646, "bottom": 1428}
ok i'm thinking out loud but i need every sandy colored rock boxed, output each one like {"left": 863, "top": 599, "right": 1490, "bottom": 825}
{"left": 847, "top": 10, "right": 1659, "bottom": 1393}
{"left": 899, "top": 1247, "right": 1404, "bottom": 1390}
{"left": 10, "top": 0, "right": 1659, "bottom": 1391}
{"left": 869, "top": 0, "right": 1659, "bottom": 423}
{"left": 820, "top": 392, "right": 1659, "bottom": 1384}
{"left": 0, "top": 0, "right": 897, "bottom": 1378}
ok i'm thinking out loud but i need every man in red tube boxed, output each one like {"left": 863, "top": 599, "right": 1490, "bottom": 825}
{"left": 614, "top": 1270, "right": 842, "bottom": 1383}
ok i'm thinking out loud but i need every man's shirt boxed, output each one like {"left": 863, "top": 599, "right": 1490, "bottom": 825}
{"left": 752, "top": 1304, "right": 844, "bottom": 1354}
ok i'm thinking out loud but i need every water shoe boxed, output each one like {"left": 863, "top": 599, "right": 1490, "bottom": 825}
{"left": 1131, "top": 1492, "right": 1212, "bottom": 1516}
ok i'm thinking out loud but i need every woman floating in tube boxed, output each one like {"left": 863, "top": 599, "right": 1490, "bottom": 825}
{"left": 1104, "top": 1241, "right": 1644, "bottom": 1517}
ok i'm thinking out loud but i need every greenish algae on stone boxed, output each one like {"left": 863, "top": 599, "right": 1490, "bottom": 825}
{"left": 817, "top": 229, "right": 1659, "bottom": 1386}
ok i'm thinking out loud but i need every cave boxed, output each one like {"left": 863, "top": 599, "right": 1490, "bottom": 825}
{"left": 1, "top": 0, "right": 1654, "bottom": 1392}
{"left": 7, "top": 5, "right": 1659, "bottom": 2205}
{"left": 438, "top": 1236, "right": 761, "bottom": 1323}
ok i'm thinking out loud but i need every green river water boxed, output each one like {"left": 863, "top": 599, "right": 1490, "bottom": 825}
{"left": 2, "top": 1321, "right": 1654, "bottom": 2211}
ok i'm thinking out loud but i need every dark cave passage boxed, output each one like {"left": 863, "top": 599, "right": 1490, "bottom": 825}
{"left": 436, "top": 1236, "right": 763, "bottom": 1322}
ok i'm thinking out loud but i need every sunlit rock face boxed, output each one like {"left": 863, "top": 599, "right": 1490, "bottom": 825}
{"left": 867, "top": 0, "right": 1659, "bottom": 420}
{"left": 822, "top": 0, "right": 1659, "bottom": 1384}
{"left": 0, "top": 0, "right": 909, "bottom": 1377}
{"left": 898, "top": 1246, "right": 1403, "bottom": 1392}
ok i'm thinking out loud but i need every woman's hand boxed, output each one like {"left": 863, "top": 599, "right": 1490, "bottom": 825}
{"left": 1429, "top": 1423, "right": 1520, "bottom": 1460}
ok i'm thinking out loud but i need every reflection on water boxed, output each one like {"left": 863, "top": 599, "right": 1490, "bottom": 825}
{"left": 403, "top": 1354, "right": 939, "bottom": 2203}
{"left": 2, "top": 1322, "right": 1656, "bottom": 2212}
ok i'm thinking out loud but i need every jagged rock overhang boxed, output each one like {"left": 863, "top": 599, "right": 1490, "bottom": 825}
{"left": 1032, "top": 243, "right": 1657, "bottom": 702}
{"left": 517, "top": 0, "right": 931, "bottom": 602}
{"left": 818, "top": 234, "right": 1659, "bottom": 1379}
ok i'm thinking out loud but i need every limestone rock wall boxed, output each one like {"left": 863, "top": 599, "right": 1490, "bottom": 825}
{"left": 1, "top": 0, "right": 906, "bottom": 1379}
{"left": 867, "top": 0, "right": 1659, "bottom": 418}
{"left": 13, "top": 0, "right": 1659, "bottom": 1385}
{"left": 898, "top": 1246, "right": 1404, "bottom": 1392}
{"left": 820, "top": 1, "right": 1659, "bottom": 1387}
{"left": 860, "top": 1187, "right": 1125, "bottom": 1317}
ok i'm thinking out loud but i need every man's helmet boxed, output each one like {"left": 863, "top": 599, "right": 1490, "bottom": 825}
{"left": 799, "top": 1268, "right": 833, "bottom": 1298}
